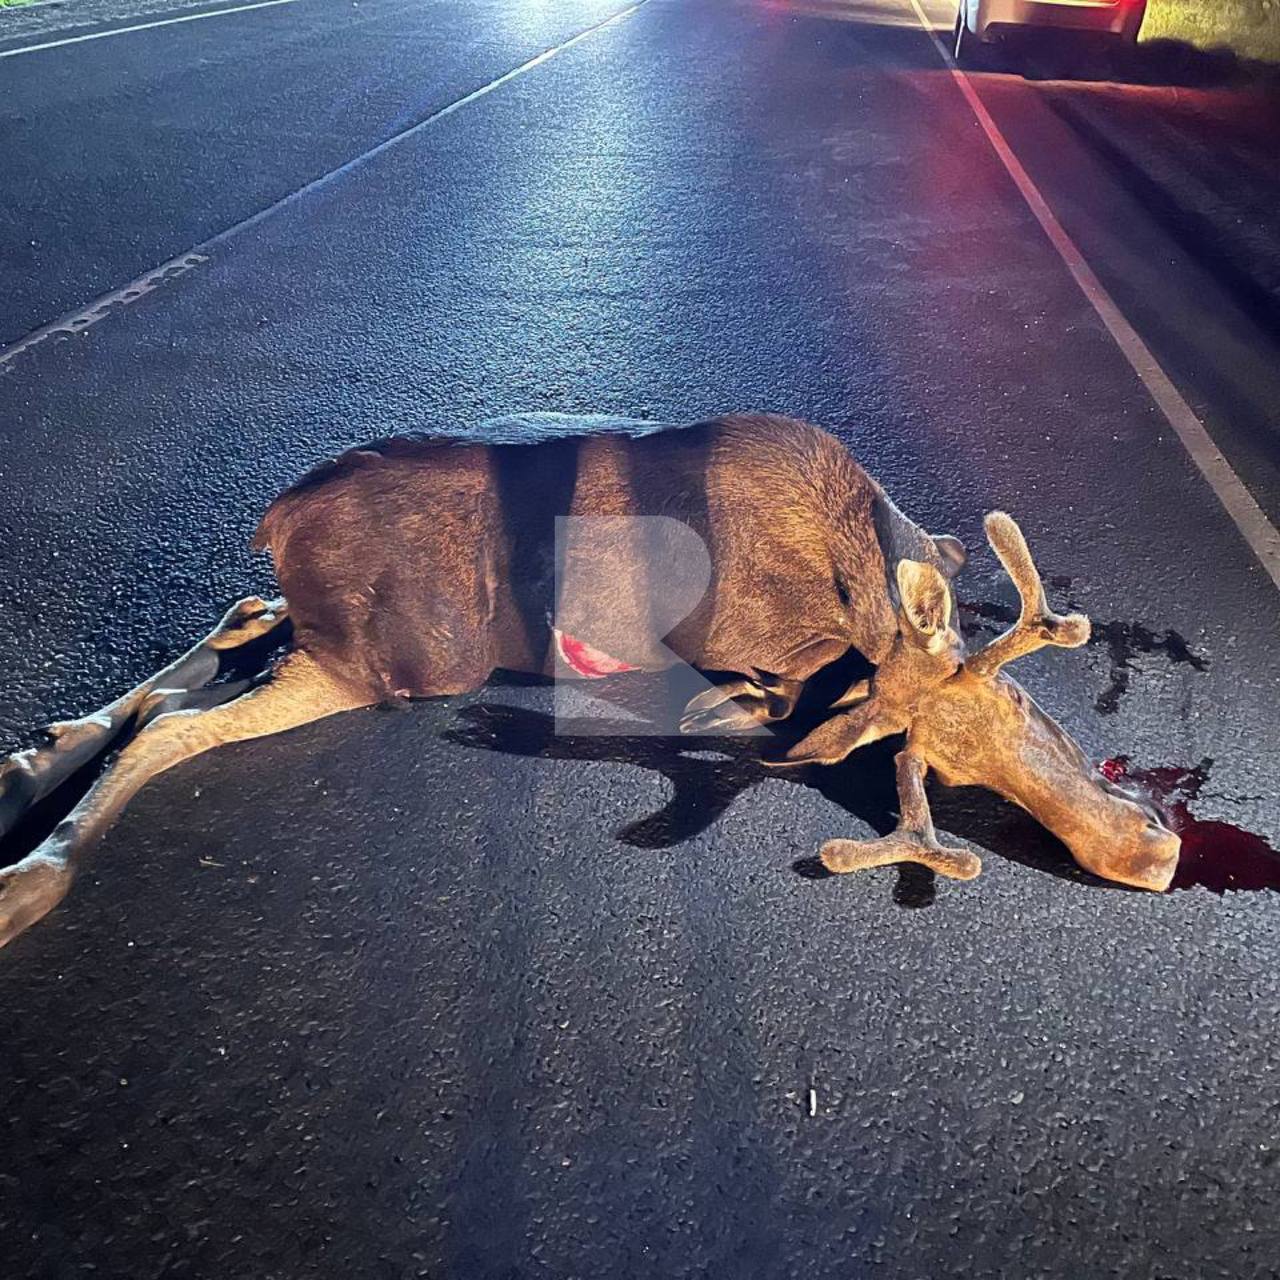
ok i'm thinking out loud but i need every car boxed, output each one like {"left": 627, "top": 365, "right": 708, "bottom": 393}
{"left": 952, "top": 0, "right": 1147, "bottom": 66}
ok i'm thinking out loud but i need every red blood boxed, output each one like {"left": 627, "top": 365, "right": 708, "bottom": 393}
{"left": 554, "top": 629, "right": 641, "bottom": 679}
{"left": 1099, "top": 756, "right": 1127, "bottom": 783}
{"left": 1100, "top": 757, "right": 1280, "bottom": 894}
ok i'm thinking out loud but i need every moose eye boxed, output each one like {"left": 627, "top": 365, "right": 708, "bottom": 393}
{"left": 834, "top": 576, "right": 851, "bottom": 607}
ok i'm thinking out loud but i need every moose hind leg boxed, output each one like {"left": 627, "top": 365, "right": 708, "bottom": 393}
{"left": 0, "top": 596, "right": 289, "bottom": 841}
{"left": 0, "top": 648, "right": 370, "bottom": 948}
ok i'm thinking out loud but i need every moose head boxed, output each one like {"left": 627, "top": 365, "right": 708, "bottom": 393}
{"left": 777, "top": 512, "right": 1181, "bottom": 892}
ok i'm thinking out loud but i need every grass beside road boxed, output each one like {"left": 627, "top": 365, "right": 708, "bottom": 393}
{"left": 1144, "top": 0, "right": 1280, "bottom": 62}
{"left": 0, "top": 0, "right": 36, "bottom": 8}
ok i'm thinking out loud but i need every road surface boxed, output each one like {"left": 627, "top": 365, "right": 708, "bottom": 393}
{"left": 1, "top": 1, "right": 1278, "bottom": 1276}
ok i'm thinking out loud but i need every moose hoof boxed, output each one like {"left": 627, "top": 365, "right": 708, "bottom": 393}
{"left": 679, "top": 705, "right": 761, "bottom": 734}
{"left": 231, "top": 595, "right": 271, "bottom": 619}
{"left": 0, "top": 855, "right": 73, "bottom": 948}
{"left": 208, "top": 596, "right": 288, "bottom": 652}
{"left": 679, "top": 682, "right": 766, "bottom": 735}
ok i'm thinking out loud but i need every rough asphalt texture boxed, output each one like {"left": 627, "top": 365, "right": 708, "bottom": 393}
{"left": 1, "top": 0, "right": 1278, "bottom": 1277}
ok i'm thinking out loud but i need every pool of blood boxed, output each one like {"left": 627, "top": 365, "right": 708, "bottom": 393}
{"left": 1100, "top": 757, "right": 1280, "bottom": 893}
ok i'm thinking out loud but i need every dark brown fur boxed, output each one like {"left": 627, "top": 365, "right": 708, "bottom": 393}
{"left": 253, "top": 415, "right": 941, "bottom": 703}
{"left": 0, "top": 412, "right": 1178, "bottom": 949}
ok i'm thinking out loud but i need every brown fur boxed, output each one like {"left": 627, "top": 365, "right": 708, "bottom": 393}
{"left": 782, "top": 514, "right": 1181, "bottom": 892}
{"left": 252, "top": 415, "right": 925, "bottom": 702}
{"left": 0, "top": 414, "right": 1178, "bottom": 948}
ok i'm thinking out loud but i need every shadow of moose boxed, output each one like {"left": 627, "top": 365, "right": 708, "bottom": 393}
{"left": 442, "top": 655, "right": 1279, "bottom": 906}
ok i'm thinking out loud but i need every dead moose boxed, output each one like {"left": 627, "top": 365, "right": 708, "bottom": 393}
{"left": 0, "top": 413, "right": 1180, "bottom": 945}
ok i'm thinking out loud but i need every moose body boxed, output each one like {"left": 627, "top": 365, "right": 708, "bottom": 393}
{"left": 0, "top": 413, "right": 1180, "bottom": 947}
{"left": 253, "top": 413, "right": 946, "bottom": 708}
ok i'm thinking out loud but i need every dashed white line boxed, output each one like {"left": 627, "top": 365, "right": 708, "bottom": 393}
{"left": 0, "top": 0, "right": 650, "bottom": 372}
{"left": 905, "top": 0, "right": 1280, "bottom": 591}
{"left": 0, "top": 0, "right": 306, "bottom": 59}
{"left": 0, "top": 253, "right": 208, "bottom": 371}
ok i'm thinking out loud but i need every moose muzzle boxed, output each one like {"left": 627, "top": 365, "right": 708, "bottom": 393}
{"left": 982, "top": 719, "right": 1183, "bottom": 892}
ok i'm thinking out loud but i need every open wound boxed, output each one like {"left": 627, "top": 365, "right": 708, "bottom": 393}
{"left": 554, "top": 629, "right": 641, "bottom": 678}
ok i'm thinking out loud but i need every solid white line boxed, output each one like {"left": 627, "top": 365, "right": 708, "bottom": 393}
{"left": 905, "top": 0, "right": 1280, "bottom": 591}
{"left": 0, "top": 0, "right": 304, "bottom": 58}
{"left": 0, "top": 0, "right": 649, "bottom": 371}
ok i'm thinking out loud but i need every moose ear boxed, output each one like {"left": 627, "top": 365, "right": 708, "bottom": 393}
{"left": 932, "top": 534, "right": 966, "bottom": 580}
{"left": 896, "top": 559, "right": 952, "bottom": 640}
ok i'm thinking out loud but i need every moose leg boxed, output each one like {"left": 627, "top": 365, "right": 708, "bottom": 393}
{"left": 135, "top": 679, "right": 256, "bottom": 727}
{"left": 0, "top": 596, "right": 288, "bottom": 840}
{"left": 0, "top": 648, "right": 370, "bottom": 948}
{"left": 680, "top": 672, "right": 803, "bottom": 734}
{"left": 820, "top": 750, "right": 981, "bottom": 881}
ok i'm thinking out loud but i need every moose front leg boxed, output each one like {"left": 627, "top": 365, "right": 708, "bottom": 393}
{"left": 0, "top": 596, "right": 287, "bottom": 839}
{"left": 679, "top": 671, "right": 803, "bottom": 734}
{"left": 820, "top": 750, "right": 982, "bottom": 881}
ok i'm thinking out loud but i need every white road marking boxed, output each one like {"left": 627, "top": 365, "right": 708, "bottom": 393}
{"left": 906, "top": 0, "right": 1280, "bottom": 591}
{"left": 0, "top": 0, "right": 649, "bottom": 371}
{"left": 0, "top": 254, "right": 208, "bottom": 370}
{"left": 0, "top": 0, "right": 306, "bottom": 59}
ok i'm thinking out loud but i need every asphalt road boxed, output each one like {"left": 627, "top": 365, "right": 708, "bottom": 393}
{"left": 1, "top": 1, "right": 1279, "bottom": 1277}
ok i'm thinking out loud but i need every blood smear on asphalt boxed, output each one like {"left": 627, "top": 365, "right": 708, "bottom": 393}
{"left": 1100, "top": 757, "right": 1280, "bottom": 893}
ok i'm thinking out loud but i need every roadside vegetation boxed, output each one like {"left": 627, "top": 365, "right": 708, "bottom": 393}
{"left": 1144, "top": 0, "right": 1280, "bottom": 62}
